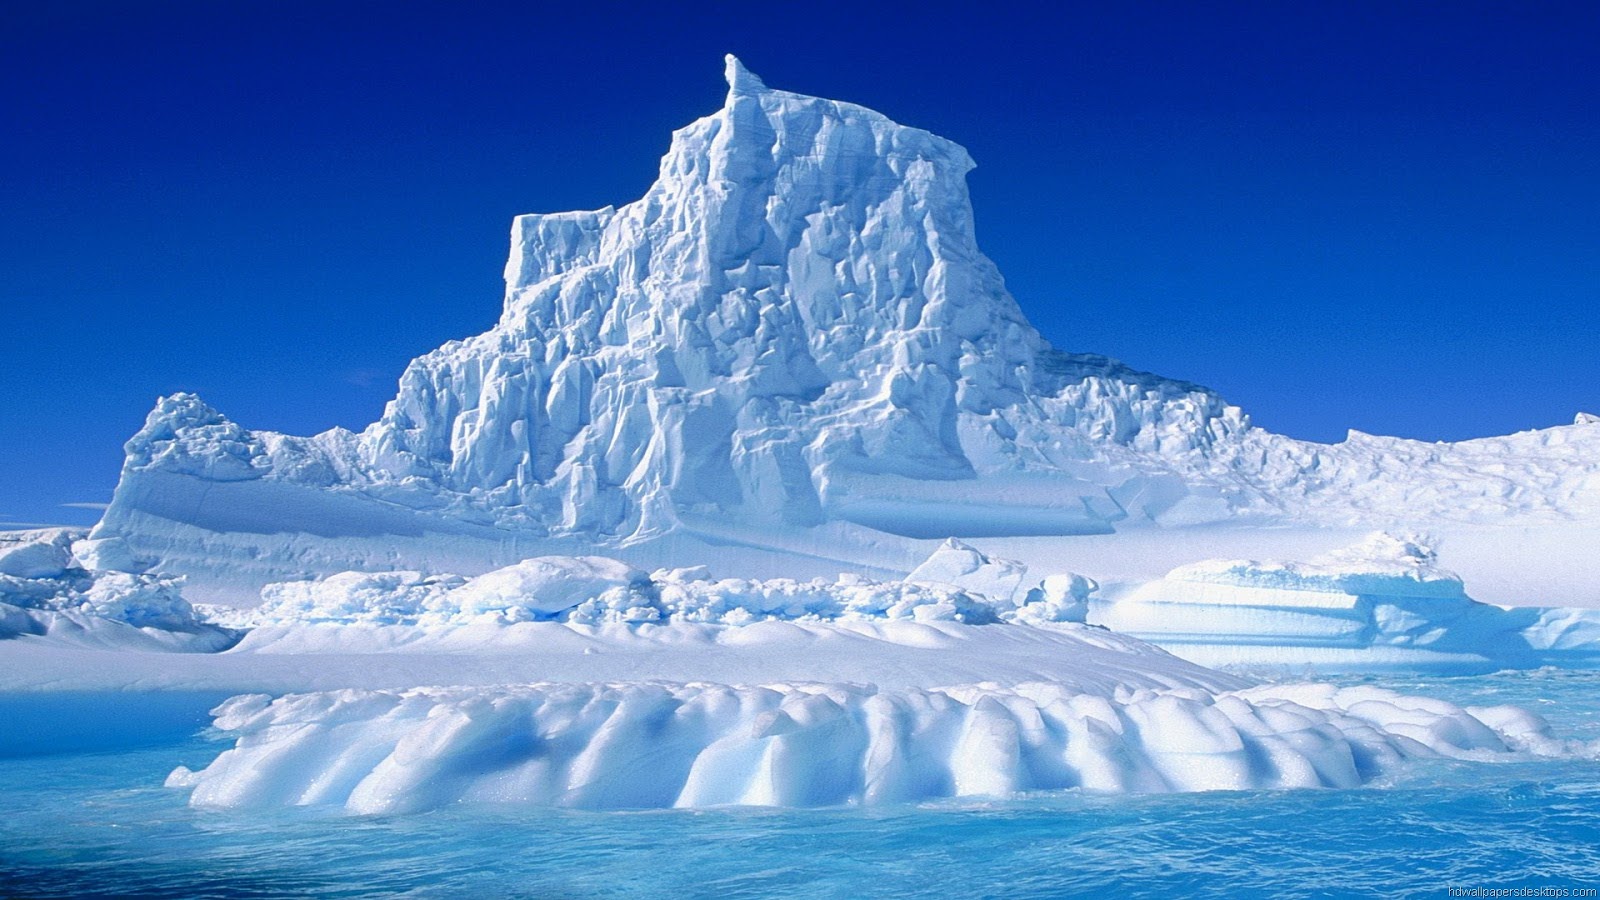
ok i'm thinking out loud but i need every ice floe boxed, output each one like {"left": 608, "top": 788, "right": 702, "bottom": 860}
{"left": 169, "top": 679, "right": 1590, "bottom": 814}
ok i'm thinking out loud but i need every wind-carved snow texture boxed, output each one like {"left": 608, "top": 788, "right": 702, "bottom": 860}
{"left": 167, "top": 679, "right": 1584, "bottom": 814}
{"left": 1096, "top": 533, "right": 1600, "bottom": 672}
{"left": 89, "top": 56, "right": 1600, "bottom": 600}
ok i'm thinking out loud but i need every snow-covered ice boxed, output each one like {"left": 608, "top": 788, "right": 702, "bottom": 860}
{"left": 0, "top": 529, "right": 233, "bottom": 651}
{"left": 167, "top": 679, "right": 1582, "bottom": 814}
{"left": 75, "top": 56, "right": 1600, "bottom": 609}
{"left": 244, "top": 557, "right": 997, "bottom": 628}
{"left": 5, "top": 57, "right": 1599, "bottom": 817}
{"left": 1096, "top": 533, "right": 1600, "bottom": 672}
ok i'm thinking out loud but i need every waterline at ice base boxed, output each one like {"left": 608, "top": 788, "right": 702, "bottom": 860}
{"left": 4, "top": 55, "right": 1599, "bottom": 848}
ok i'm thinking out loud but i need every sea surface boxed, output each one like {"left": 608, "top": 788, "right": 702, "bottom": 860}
{"left": 2, "top": 671, "right": 1598, "bottom": 899}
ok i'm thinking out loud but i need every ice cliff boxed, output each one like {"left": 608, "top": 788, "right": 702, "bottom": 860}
{"left": 89, "top": 56, "right": 1600, "bottom": 600}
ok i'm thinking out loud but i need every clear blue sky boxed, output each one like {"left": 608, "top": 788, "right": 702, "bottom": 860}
{"left": 4, "top": 0, "right": 1597, "bottom": 527}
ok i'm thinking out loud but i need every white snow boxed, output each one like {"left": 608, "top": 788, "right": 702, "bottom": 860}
{"left": 75, "top": 56, "right": 1600, "bottom": 609}
{"left": 0, "top": 528, "right": 233, "bottom": 651}
{"left": 245, "top": 558, "right": 997, "bottom": 628}
{"left": 1012, "top": 573, "right": 1097, "bottom": 625}
{"left": 905, "top": 538, "right": 1030, "bottom": 606}
{"left": 1096, "top": 532, "right": 1600, "bottom": 671}
{"left": 448, "top": 556, "right": 648, "bottom": 620}
{"left": 5, "top": 58, "right": 1598, "bottom": 816}
{"left": 0, "top": 528, "right": 76, "bottom": 578}
{"left": 169, "top": 679, "right": 1582, "bottom": 814}
{"left": 1, "top": 532, "right": 1592, "bottom": 811}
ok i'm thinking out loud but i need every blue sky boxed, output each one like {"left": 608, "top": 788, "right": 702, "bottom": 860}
{"left": 3, "top": 0, "right": 1597, "bottom": 527}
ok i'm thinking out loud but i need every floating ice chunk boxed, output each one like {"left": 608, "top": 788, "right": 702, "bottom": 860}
{"left": 1167, "top": 531, "right": 1466, "bottom": 600}
{"left": 171, "top": 680, "right": 1586, "bottom": 814}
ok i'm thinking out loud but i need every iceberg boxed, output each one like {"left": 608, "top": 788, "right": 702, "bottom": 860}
{"left": 168, "top": 679, "right": 1579, "bottom": 814}
{"left": 5, "top": 57, "right": 1598, "bottom": 822}
{"left": 79, "top": 57, "right": 1600, "bottom": 609}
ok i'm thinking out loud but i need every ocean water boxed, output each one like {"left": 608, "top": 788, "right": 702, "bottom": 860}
{"left": 2, "top": 671, "right": 1598, "bottom": 899}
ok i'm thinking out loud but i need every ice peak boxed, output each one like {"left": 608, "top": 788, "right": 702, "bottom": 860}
{"left": 723, "top": 54, "right": 766, "bottom": 97}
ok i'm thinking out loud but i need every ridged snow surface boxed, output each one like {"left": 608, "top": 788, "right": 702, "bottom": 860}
{"left": 1096, "top": 533, "right": 1600, "bottom": 671}
{"left": 168, "top": 679, "right": 1580, "bottom": 814}
{"left": 87, "top": 56, "right": 1600, "bottom": 601}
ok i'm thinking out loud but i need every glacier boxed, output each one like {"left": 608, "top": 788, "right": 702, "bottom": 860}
{"left": 82, "top": 55, "right": 1600, "bottom": 608}
{"left": 5, "top": 57, "right": 1600, "bottom": 817}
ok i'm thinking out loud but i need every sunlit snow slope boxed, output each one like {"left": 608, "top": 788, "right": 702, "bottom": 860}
{"left": 88, "top": 56, "right": 1600, "bottom": 603}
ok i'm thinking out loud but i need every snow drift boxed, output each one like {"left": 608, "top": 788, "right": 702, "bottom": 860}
{"left": 1097, "top": 533, "right": 1600, "bottom": 672}
{"left": 82, "top": 56, "right": 1600, "bottom": 604}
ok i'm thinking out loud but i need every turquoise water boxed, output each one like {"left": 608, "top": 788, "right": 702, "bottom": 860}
{"left": 3, "top": 672, "right": 1599, "bottom": 899}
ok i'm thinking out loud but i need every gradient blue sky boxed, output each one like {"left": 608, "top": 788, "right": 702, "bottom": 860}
{"left": 4, "top": 0, "right": 1598, "bottom": 527}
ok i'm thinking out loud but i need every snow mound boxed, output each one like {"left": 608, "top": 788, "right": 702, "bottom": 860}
{"left": 1166, "top": 532, "right": 1466, "bottom": 600}
{"left": 905, "top": 538, "right": 1029, "bottom": 605}
{"left": 1097, "top": 532, "right": 1600, "bottom": 672}
{"left": 250, "top": 556, "right": 1000, "bottom": 627}
{"left": 641, "top": 569, "right": 997, "bottom": 625}
{"left": 0, "top": 528, "right": 76, "bottom": 578}
{"left": 0, "top": 529, "right": 233, "bottom": 651}
{"left": 171, "top": 679, "right": 1582, "bottom": 814}
{"left": 897, "top": 537, "right": 1096, "bottom": 624}
{"left": 1012, "top": 573, "right": 1098, "bottom": 625}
